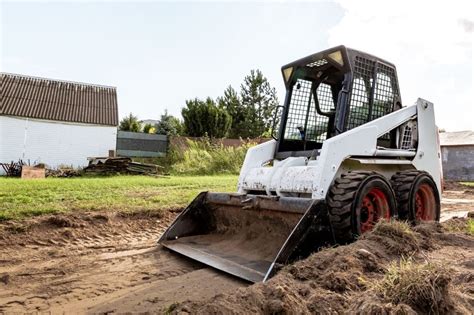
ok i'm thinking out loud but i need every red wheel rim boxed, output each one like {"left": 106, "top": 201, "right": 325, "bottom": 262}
{"left": 359, "top": 188, "right": 391, "bottom": 233}
{"left": 415, "top": 184, "right": 437, "bottom": 221}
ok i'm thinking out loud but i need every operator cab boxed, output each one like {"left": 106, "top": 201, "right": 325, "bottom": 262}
{"left": 275, "top": 46, "right": 402, "bottom": 159}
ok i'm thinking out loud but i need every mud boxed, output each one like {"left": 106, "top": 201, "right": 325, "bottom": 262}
{"left": 0, "top": 183, "right": 473, "bottom": 314}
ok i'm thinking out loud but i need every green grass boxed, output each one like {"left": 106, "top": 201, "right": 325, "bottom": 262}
{"left": 460, "top": 182, "right": 474, "bottom": 187}
{"left": 0, "top": 175, "right": 238, "bottom": 221}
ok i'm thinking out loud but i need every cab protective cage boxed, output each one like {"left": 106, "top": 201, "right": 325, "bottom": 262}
{"left": 276, "top": 45, "right": 402, "bottom": 158}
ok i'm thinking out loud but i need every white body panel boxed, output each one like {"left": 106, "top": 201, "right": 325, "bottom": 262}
{"left": 0, "top": 116, "right": 117, "bottom": 171}
{"left": 238, "top": 99, "right": 442, "bottom": 200}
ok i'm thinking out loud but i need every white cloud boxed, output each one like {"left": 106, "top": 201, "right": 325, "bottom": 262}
{"left": 328, "top": 0, "right": 473, "bottom": 131}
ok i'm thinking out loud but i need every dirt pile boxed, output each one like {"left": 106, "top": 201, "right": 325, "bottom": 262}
{"left": 171, "top": 220, "right": 474, "bottom": 314}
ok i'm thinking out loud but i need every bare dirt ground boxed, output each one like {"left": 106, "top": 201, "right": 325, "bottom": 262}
{"left": 0, "top": 182, "right": 473, "bottom": 314}
{"left": 0, "top": 212, "right": 244, "bottom": 314}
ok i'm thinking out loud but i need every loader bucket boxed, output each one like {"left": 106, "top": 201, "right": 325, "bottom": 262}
{"left": 158, "top": 192, "right": 332, "bottom": 282}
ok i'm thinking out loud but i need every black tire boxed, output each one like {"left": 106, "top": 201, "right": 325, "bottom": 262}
{"left": 391, "top": 170, "right": 440, "bottom": 223}
{"left": 327, "top": 171, "right": 397, "bottom": 244}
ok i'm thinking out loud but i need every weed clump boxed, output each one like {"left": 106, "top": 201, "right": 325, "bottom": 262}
{"left": 171, "top": 139, "right": 254, "bottom": 175}
{"left": 469, "top": 219, "right": 474, "bottom": 235}
{"left": 373, "top": 258, "right": 453, "bottom": 314}
{"left": 444, "top": 218, "right": 474, "bottom": 236}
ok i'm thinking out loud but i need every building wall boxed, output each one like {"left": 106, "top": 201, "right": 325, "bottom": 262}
{"left": 0, "top": 116, "right": 117, "bottom": 171}
{"left": 441, "top": 145, "right": 474, "bottom": 181}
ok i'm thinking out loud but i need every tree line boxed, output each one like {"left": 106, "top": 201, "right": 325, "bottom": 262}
{"left": 118, "top": 69, "right": 279, "bottom": 138}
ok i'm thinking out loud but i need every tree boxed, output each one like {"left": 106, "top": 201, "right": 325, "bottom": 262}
{"left": 156, "top": 110, "right": 184, "bottom": 136}
{"left": 217, "top": 85, "right": 247, "bottom": 138}
{"left": 240, "top": 69, "right": 279, "bottom": 138}
{"left": 181, "top": 97, "right": 232, "bottom": 138}
{"left": 119, "top": 113, "right": 141, "bottom": 132}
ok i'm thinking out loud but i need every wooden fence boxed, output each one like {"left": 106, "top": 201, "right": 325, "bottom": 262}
{"left": 116, "top": 131, "right": 167, "bottom": 157}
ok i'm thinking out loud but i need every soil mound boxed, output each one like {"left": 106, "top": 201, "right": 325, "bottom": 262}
{"left": 171, "top": 220, "right": 474, "bottom": 314}
{"left": 0, "top": 211, "right": 173, "bottom": 248}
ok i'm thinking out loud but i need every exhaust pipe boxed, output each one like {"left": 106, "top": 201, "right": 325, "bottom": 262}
{"left": 158, "top": 192, "right": 333, "bottom": 282}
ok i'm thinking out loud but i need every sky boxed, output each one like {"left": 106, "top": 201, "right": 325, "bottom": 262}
{"left": 1, "top": 0, "right": 473, "bottom": 131}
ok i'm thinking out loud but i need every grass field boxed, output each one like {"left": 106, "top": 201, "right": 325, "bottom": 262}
{"left": 0, "top": 175, "right": 238, "bottom": 221}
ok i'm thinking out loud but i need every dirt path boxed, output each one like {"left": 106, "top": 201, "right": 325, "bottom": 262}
{"left": 0, "top": 183, "right": 472, "bottom": 314}
{"left": 0, "top": 212, "right": 245, "bottom": 313}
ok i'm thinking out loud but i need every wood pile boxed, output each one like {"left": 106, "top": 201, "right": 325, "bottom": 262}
{"left": 84, "top": 157, "right": 163, "bottom": 175}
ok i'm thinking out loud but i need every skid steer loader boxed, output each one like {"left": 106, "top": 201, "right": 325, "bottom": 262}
{"left": 159, "top": 46, "right": 442, "bottom": 283}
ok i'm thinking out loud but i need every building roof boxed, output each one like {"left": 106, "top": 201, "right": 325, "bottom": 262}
{"left": 0, "top": 73, "right": 118, "bottom": 126}
{"left": 439, "top": 130, "right": 474, "bottom": 146}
